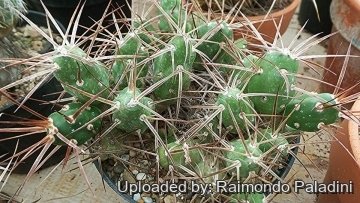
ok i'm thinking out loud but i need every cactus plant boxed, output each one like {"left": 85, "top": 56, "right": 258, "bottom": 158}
{"left": 48, "top": 102, "right": 102, "bottom": 145}
{"left": 52, "top": 46, "right": 110, "bottom": 103}
{"left": 216, "top": 87, "right": 255, "bottom": 133}
{"left": 225, "top": 139, "right": 263, "bottom": 178}
{"left": 284, "top": 92, "right": 340, "bottom": 132}
{"left": 153, "top": 35, "right": 195, "bottom": 102}
{"left": 158, "top": 141, "right": 202, "bottom": 169}
{"left": 0, "top": 0, "right": 357, "bottom": 202}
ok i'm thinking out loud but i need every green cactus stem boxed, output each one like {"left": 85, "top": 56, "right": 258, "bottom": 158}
{"left": 111, "top": 47, "right": 149, "bottom": 90}
{"left": 235, "top": 54, "right": 259, "bottom": 91}
{"left": 263, "top": 51, "right": 299, "bottom": 73}
{"left": 117, "top": 32, "right": 141, "bottom": 56}
{"left": 214, "top": 39, "right": 247, "bottom": 65}
{"left": 192, "top": 21, "right": 233, "bottom": 70}
{"left": 158, "top": 128, "right": 177, "bottom": 143}
{"left": 195, "top": 117, "right": 220, "bottom": 143}
{"left": 215, "top": 38, "right": 248, "bottom": 75}
{"left": 49, "top": 102, "right": 102, "bottom": 146}
{"left": 284, "top": 93, "right": 340, "bottom": 132}
{"left": 158, "top": 141, "right": 202, "bottom": 169}
{"left": 225, "top": 139, "right": 262, "bottom": 178}
{"left": 153, "top": 35, "right": 195, "bottom": 102}
{"left": 160, "top": 0, "right": 182, "bottom": 10}
{"left": 133, "top": 20, "right": 157, "bottom": 45}
{"left": 216, "top": 87, "right": 255, "bottom": 134}
{"left": 196, "top": 21, "right": 233, "bottom": 60}
{"left": 158, "top": 0, "right": 192, "bottom": 33}
{"left": 256, "top": 128, "right": 288, "bottom": 157}
{"left": 112, "top": 87, "right": 154, "bottom": 133}
{"left": 53, "top": 46, "right": 110, "bottom": 103}
{"left": 246, "top": 52, "right": 297, "bottom": 114}
{"left": 194, "top": 161, "right": 226, "bottom": 184}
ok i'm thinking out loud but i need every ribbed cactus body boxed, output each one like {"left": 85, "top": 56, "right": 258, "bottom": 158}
{"left": 112, "top": 87, "right": 154, "bottom": 133}
{"left": 263, "top": 51, "right": 299, "bottom": 73}
{"left": 117, "top": 33, "right": 141, "bottom": 56}
{"left": 159, "top": 9, "right": 193, "bottom": 33}
{"left": 49, "top": 102, "right": 102, "bottom": 145}
{"left": 194, "top": 161, "right": 226, "bottom": 184}
{"left": 216, "top": 87, "right": 254, "bottom": 134}
{"left": 225, "top": 139, "right": 262, "bottom": 178}
{"left": 153, "top": 35, "right": 195, "bottom": 102}
{"left": 158, "top": 141, "right": 202, "bottom": 169}
{"left": 53, "top": 46, "right": 110, "bottom": 103}
{"left": 112, "top": 47, "right": 149, "bottom": 90}
{"left": 256, "top": 128, "right": 288, "bottom": 157}
{"left": 247, "top": 53, "right": 297, "bottom": 114}
{"left": 133, "top": 20, "right": 157, "bottom": 44}
{"left": 158, "top": 0, "right": 192, "bottom": 33}
{"left": 284, "top": 93, "right": 339, "bottom": 132}
{"left": 215, "top": 38, "right": 248, "bottom": 75}
{"left": 196, "top": 21, "right": 233, "bottom": 60}
{"left": 196, "top": 117, "right": 219, "bottom": 143}
{"left": 234, "top": 54, "right": 259, "bottom": 90}
{"left": 160, "top": 0, "right": 182, "bottom": 10}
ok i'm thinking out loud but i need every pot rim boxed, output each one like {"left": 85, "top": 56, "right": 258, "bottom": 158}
{"left": 347, "top": 98, "right": 360, "bottom": 164}
{"left": 235, "top": 0, "right": 300, "bottom": 20}
{"left": 192, "top": 0, "right": 300, "bottom": 19}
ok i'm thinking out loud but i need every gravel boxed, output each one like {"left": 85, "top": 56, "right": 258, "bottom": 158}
{"left": 136, "top": 173, "right": 146, "bottom": 181}
{"left": 142, "top": 196, "right": 153, "bottom": 203}
{"left": 0, "top": 24, "right": 62, "bottom": 109}
{"left": 133, "top": 193, "right": 141, "bottom": 201}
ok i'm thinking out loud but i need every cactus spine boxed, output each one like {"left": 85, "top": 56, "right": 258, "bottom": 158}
{"left": 284, "top": 93, "right": 340, "bottom": 132}
{"left": 49, "top": 102, "right": 102, "bottom": 145}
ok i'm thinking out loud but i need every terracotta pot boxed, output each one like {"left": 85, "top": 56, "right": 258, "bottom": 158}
{"left": 231, "top": 0, "right": 300, "bottom": 43}
{"left": 185, "top": 0, "right": 299, "bottom": 45}
{"left": 317, "top": 98, "right": 360, "bottom": 203}
{"left": 319, "top": 0, "right": 360, "bottom": 109}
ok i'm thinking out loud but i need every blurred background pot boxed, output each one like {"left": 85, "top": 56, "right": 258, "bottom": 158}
{"left": 320, "top": 0, "right": 360, "bottom": 109}
{"left": 232, "top": 0, "right": 300, "bottom": 44}
{"left": 191, "top": 0, "right": 301, "bottom": 48}
{"left": 317, "top": 97, "right": 360, "bottom": 203}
